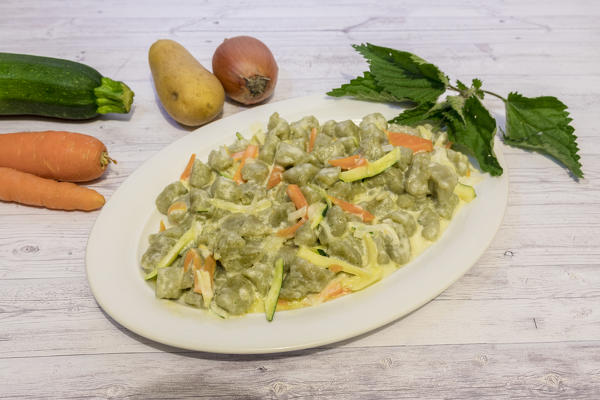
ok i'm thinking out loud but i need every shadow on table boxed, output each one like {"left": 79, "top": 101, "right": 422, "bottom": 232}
{"left": 100, "top": 300, "right": 425, "bottom": 362}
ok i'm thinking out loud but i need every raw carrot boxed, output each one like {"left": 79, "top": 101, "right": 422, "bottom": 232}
{"left": 308, "top": 127, "right": 317, "bottom": 153}
{"left": 266, "top": 165, "right": 284, "bottom": 189}
{"left": 328, "top": 154, "right": 368, "bottom": 170}
{"left": 180, "top": 153, "right": 196, "bottom": 180}
{"left": 0, "top": 131, "right": 114, "bottom": 182}
{"left": 328, "top": 196, "right": 375, "bottom": 222}
{"left": 232, "top": 144, "right": 258, "bottom": 184}
{"left": 286, "top": 184, "right": 308, "bottom": 211}
{"left": 385, "top": 130, "right": 433, "bottom": 153}
{"left": 0, "top": 167, "right": 105, "bottom": 211}
{"left": 276, "top": 218, "right": 306, "bottom": 238}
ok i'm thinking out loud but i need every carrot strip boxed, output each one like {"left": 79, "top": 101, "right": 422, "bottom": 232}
{"left": 183, "top": 248, "right": 201, "bottom": 273}
{"left": 276, "top": 218, "right": 306, "bottom": 238}
{"left": 385, "top": 130, "right": 433, "bottom": 153}
{"left": 0, "top": 167, "right": 105, "bottom": 211}
{"left": 231, "top": 150, "right": 245, "bottom": 161}
{"left": 233, "top": 145, "right": 259, "bottom": 184}
{"left": 180, "top": 153, "right": 196, "bottom": 180}
{"left": 308, "top": 127, "right": 317, "bottom": 153}
{"left": 328, "top": 196, "right": 375, "bottom": 222}
{"left": 319, "top": 280, "right": 351, "bottom": 302}
{"left": 328, "top": 154, "right": 368, "bottom": 170}
{"left": 286, "top": 184, "right": 308, "bottom": 211}
{"left": 194, "top": 254, "right": 216, "bottom": 295}
{"left": 167, "top": 200, "right": 188, "bottom": 216}
{"left": 328, "top": 264, "right": 344, "bottom": 273}
{"left": 159, "top": 220, "right": 166, "bottom": 232}
{"left": 266, "top": 165, "right": 284, "bottom": 189}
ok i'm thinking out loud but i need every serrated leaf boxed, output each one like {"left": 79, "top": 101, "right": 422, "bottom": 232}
{"left": 446, "top": 96, "right": 503, "bottom": 176}
{"left": 472, "top": 78, "right": 485, "bottom": 99}
{"left": 503, "top": 92, "right": 582, "bottom": 178}
{"left": 428, "top": 95, "right": 466, "bottom": 123}
{"left": 456, "top": 80, "right": 468, "bottom": 91}
{"left": 353, "top": 43, "right": 447, "bottom": 104}
{"left": 327, "top": 71, "right": 401, "bottom": 103}
{"left": 388, "top": 102, "right": 444, "bottom": 126}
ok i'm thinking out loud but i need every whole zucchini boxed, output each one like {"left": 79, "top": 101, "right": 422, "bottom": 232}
{"left": 0, "top": 53, "right": 134, "bottom": 119}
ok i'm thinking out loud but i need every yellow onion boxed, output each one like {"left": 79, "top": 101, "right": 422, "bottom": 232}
{"left": 212, "top": 36, "right": 278, "bottom": 105}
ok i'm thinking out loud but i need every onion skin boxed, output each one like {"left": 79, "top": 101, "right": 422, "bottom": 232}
{"left": 212, "top": 36, "right": 278, "bottom": 105}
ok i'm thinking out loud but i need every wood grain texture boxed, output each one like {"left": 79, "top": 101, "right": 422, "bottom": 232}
{"left": 1, "top": 0, "right": 599, "bottom": 398}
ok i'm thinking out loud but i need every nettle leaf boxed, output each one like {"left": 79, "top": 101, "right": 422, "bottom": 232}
{"left": 428, "top": 95, "right": 466, "bottom": 123}
{"left": 504, "top": 92, "right": 582, "bottom": 178}
{"left": 327, "top": 71, "right": 401, "bottom": 103}
{"left": 456, "top": 80, "right": 468, "bottom": 91}
{"left": 353, "top": 43, "right": 448, "bottom": 104}
{"left": 388, "top": 102, "right": 444, "bottom": 126}
{"left": 446, "top": 96, "right": 503, "bottom": 176}
{"left": 472, "top": 78, "right": 484, "bottom": 99}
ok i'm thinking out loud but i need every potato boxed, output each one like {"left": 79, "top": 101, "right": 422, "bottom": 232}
{"left": 149, "top": 39, "right": 225, "bottom": 126}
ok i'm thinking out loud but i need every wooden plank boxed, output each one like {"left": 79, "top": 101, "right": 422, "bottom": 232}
{"left": 1, "top": 342, "right": 599, "bottom": 399}
{"left": 1, "top": 292, "right": 600, "bottom": 357}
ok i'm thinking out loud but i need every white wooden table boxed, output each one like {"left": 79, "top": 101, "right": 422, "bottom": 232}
{"left": 1, "top": 1, "right": 599, "bottom": 398}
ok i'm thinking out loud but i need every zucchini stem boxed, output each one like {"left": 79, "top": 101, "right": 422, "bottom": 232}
{"left": 94, "top": 77, "right": 134, "bottom": 114}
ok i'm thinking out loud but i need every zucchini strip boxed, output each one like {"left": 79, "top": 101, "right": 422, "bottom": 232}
{"left": 297, "top": 246, "right": 370, "bottom": 278}
{"left": 209, "top": 198, "right": 271, "bottom": 213}
{"left": 145, "top": 222, "right": 200, "bottom": 280}
{"left": 265, "top": 258, "right": 284, "bottom": 321}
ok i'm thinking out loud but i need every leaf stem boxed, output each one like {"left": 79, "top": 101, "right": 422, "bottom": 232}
{"left": 482, "top": 90, "right": 506, "bottom": 101}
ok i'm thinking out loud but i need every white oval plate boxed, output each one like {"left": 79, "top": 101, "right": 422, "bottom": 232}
{"left": 86, "top": 94, "right": 508, "bottom": 354}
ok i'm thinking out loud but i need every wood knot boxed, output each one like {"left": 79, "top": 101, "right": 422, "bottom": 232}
{"left": 17, "top": 245, "right": 39, "bottom": 254}
{"left": 379, "top": 357, "right": 393, "bottom": 369}
{"left": 270, "top": 381, "right": 289, "bottom": 396}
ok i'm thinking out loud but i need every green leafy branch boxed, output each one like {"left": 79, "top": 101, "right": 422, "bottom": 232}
{"left": 328, "top": 43, "right": 583, "bottom": 179}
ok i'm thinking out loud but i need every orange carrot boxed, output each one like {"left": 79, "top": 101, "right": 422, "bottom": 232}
{"left": 159, "top": 220, "right": 166, "bottom": 232}
{"left": 184, "top": 248, "right": 201, "bottom": 273}
{"left": 204, "top": 255, "right": 216, "bottom": 278}
{"left": 328, "top": 264, "right": 344, "bottom": 273}
{"left": 385, "top": 130, "right": 433, "bottom": 153}
{"left": 319, "top": 280, "right": 350, "bottom": 302}
{"left": 231, "top": 150, "right": 245, "bottom": 161}
{"left": 266, "top": 165, "right": 284, "bottom": 189}
{"left": 308, "top": 127, "right": 317, "bottom": 153}
{"left": 286, "top": 184, "right": 308, "bottom": 211}
{"left": 276, "top": 218, "right": 306, "bottom": 238}
{"left": 328, "top": 196, "right": 375, "bottom": 222}
{"left": 445, "top": 141, "right": 453, "bottom": 149}
{"left": 328, "top": 154, "right": 368, "bottom": 170}
{"left": 0, "top": 167, "right": 105, "bottom": 211}
{"left": 180, "top": 153, "right": 196, "bottom": 180}
{"left": 194, "top": 254, "right": 216, "bottom": 294}
{"left": 233, "top": 145, "right": 259, "bottom": 184}
{"left": 0, "top": 131, "right": 114, "bottom": 182}
{"left": 167, "top": 200, "right": 188, "bottom": 216}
